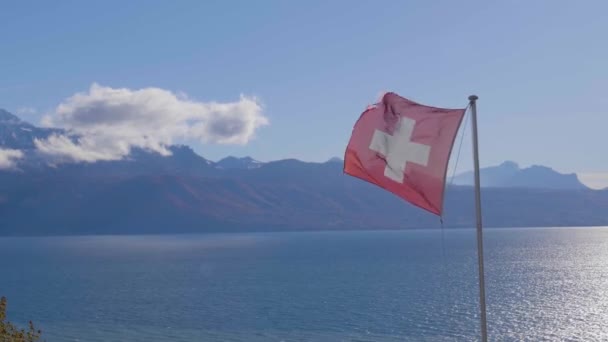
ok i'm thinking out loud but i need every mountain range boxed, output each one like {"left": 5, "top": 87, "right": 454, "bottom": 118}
{"left": 452, "top": 161, "right": 587, "bottom": 189}
{"left": 1, "top": 109, "right": 607, "bottom": 235}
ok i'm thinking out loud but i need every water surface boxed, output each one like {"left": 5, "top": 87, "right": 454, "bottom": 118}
{"left": 1, "top": 227, "right": 607, "bottom": 341}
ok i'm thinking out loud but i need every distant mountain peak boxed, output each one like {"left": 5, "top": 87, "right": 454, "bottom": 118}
{"left": 168, "top": 144, "right": 196, "bottom": 155}
{"left": 216, "top": 156, "right": 263, "bottom": 169}
{"left": 219, "top": 156, "right": 255, "bottom": 162}
{"left": 527, "top": 164, "right": 552, "bottom": 171}
{"left": 326, "top": 157, "right": 343, "bottom": 163}
{"left": 499, "top": 160, "right": 520, "bottom": 169}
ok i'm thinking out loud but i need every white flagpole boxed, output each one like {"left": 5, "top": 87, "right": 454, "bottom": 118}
{"left": 468, "top": 95, "right": 488, "bottom": 342}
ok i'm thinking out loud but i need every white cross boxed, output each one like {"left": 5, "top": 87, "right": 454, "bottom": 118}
{"left": 369, "top": 117, "right": 431, "bottom": 183}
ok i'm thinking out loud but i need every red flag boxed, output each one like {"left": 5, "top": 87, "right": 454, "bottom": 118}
{"left": 344, "top": 92, "right": 465, "bottom": 215}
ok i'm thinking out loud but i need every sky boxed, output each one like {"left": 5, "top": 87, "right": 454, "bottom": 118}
{"left": 1, "top": 1, "right": 607, "bottom": 187}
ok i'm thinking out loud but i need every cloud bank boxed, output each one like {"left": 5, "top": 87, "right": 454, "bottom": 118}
{"left": 0, "top": 148, "right": 23, "bottom": 169}
{"left": 35, "top": 84, "right": 268, "bottom": 162}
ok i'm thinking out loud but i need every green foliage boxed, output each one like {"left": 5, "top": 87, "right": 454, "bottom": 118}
{"left": 0, "top": 297, "right": 41, "bottom": 342}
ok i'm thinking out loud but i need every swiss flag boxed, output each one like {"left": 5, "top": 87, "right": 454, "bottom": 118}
{"left": 344, "top": 92, "right": 465, "bottom": 215}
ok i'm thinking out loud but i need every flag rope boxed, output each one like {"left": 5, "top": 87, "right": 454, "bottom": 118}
{"left": 448, "top": 103, "right": 471, "bottom": 186}
{"left": 438, "top": 103, "right": 471, "bottom": 291}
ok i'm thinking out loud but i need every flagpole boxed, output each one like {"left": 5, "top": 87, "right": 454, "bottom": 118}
{"left": 468, "top": 95, "right": 488, "bottom": 342}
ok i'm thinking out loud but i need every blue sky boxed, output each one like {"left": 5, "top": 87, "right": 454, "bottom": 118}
{"left": 1, "top": 1, "right": 607, "bottom": 186}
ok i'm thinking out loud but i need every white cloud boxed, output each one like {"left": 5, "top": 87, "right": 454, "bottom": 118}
{"left": 0, "top": 148, "right": 23, "bottom": 169}
{"left": 35, "top": 83, "right": 268, "bottom": 163}
{"left": 578, "top": 173, "right": 608, "bottom": 190}
{"left": 35, "top": 134, "right": 133, "bottom": 163}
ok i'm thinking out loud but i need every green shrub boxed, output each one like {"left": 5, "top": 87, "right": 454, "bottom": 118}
{"left": 0, "top": 297, "right": 41, "bottom": 342}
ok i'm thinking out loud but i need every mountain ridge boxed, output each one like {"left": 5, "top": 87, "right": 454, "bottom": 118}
{"left": 0, "top": 109, "right": 591, "bottom": 190}
{"left": 452, "top": 161, "right": 587, "bottom": 190}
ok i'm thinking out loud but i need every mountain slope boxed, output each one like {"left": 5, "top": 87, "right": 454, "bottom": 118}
{"left": 1, "top": 166, "right": 607, "bottom": 235}
{"left": 0, "top": 109, "right": 62, "bottom": 150}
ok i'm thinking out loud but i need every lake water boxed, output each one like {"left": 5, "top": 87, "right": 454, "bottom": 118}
{"left": 1, "top": 228, "right": 607, "bottom": 341}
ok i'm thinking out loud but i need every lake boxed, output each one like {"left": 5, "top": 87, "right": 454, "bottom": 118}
{"left": 1, "top": 228, "right": 607, "bottom": 341}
